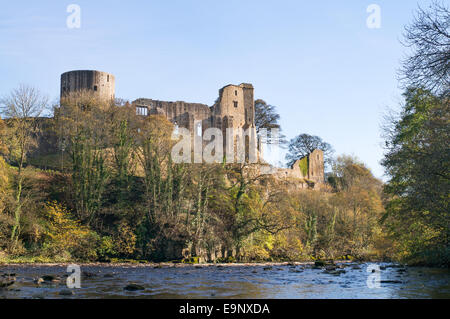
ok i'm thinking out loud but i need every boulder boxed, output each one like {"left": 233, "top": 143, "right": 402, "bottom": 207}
{"left": 59, "top": 289, "right": 74, "bottom": 296}
{"left": 0, "top": 279, "right": 15, "bottom": 288}
{"left": 380, "top": 280, "right": 402, "bottom": 284}
{"left": 82, "top": 272, "right": 97, "bottom": 278}
{"left": 124, "top": 283, "right": 145, "bottom": 291}
{"left": 314, "top": 261, "right": 326, "bottom": 267}
{"left": 41, "top": 275, "right": 60, "bottom": 283}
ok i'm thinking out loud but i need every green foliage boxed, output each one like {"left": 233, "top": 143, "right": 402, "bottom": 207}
{"left": 97, "top": 236, "right": 116, "bottom": 261}
{"left": 70, "top": 130, "right": 109, "bottom": 224}
{"left": 298, "top": 156, "right": 308, "bottom": 177}
{"left": 382, "top": 88, "right": 449, "bottom": 266}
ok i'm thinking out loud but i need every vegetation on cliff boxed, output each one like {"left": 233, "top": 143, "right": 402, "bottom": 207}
{"left": 0, "top": 92, "right": 388, "bottom": 263}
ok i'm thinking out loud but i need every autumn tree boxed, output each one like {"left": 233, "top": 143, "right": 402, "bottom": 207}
{"left": 0, "top": 84, "right": 48, "bottom": 250}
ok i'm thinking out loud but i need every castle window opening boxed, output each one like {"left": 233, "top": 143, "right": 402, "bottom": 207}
{"left": 94, "top": 85, "right": 98, "bottom": 91}
{"left": 196, "top": 122, "right": 202, "bottom": 136}
{"left": 107, "top": 75, "right": 109, "bottom": 82}
{"left": 235, "top": 90, "right": 237, "bottom": 96}
{"left": 136, "top": 106, "right": 148, "bottom": 116}
{"left": 233, "top": 101, "right": 238, "bottom": 108}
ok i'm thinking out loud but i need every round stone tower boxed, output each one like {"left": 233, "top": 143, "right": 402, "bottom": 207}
{"left": 60, "top": 70, "right": 115, "bottom": 101}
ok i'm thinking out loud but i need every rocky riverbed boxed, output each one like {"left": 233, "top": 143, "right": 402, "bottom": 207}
{"left": 1, "top": 262, "right": 449, "bottom": 299}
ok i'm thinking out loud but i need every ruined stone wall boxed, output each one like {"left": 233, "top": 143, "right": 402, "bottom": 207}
{"left": 271, "top": 149, "right": 325, "bottom": 188}
{"left": 134, "top": 98, "right": 212, "bottom": 131}
{"left": 61, "top": 70, "right": 115, "bottom": 102}
{"left": 307, "top": 149, "right": 324, "bottom": 184}
{"left": 55, "top": 72, "right": 325, "bottom": 188}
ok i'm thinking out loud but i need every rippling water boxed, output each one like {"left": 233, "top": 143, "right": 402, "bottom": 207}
{"left": 1, "top": 262, "right": 449, "bottom": 299}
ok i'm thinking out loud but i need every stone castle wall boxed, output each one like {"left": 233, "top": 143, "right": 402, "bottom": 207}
{"left": 58, "top": 70, "right": 325, "bottom": 187}
{"left": 271, "top": 149, "right": 325, "bottom": 188}
{"left": 61, "top": 70, "right": 115, "bottom": 102}
{"left": 134, "top": 98, "right": 212, "bottom": 131}
{"left": 134, "top": 83, "right": 255, "bottom": 135}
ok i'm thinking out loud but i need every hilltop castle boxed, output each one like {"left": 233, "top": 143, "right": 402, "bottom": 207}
{"left": 60, "top": 70, "right": 324, "bottom": 187}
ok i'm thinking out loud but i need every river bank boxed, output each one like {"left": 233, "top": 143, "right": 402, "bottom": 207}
{"left": 1, "top": 261, "right": 348, "bottom": 268}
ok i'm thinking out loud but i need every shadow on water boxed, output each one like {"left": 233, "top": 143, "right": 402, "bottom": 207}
{"left": 0, "top": 263, "right": 449, "bottom": 299}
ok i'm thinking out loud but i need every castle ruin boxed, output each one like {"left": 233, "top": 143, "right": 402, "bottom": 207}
{"left": 60, "top": 70, "right": 324, "bottom": 187}
{"left": 61, "top": 70, "right": 115, "bottom": 102}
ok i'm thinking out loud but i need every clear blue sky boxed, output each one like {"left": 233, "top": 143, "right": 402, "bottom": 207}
{"left": 0, "top": 0, "right": 434, "bottom": 179}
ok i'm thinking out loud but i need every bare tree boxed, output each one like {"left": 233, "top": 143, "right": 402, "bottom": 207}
{"left": 0, "top": 84, "right": 48, "bottom": 250}
{"left": 400, "top": 1, "right": 450, "bottom": 95}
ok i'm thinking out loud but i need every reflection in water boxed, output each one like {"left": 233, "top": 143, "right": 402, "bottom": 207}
{"left": 0, "top": 263, "right": 449, "bottom": 299}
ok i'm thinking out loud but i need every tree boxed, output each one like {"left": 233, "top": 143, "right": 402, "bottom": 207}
{"left": 0, "top": 117, "right": 8, "bottom": 214}
{"left": 0, "top": 117, "right": 7, "bottom": 155}
{"left": 134, "top": 115, "right": 188, "bottom": 260}
{"left": 107, "top": 104, "right": 138, "bottom": 207}
{"left": 382, "top": 88, "right": 449, "bottom": 265}
{"left": 211, "top": 163, "right": 290, "bottom": 259}
{"left": 400, "top": 2, "right": 450, "bottom": 95}
{"left": 285, "top": 133, "right": 334, "bottom": 168}
{"left": 0, "top": 84, "right": 48, "bottom": 250}
{"left": 56, "top": 90, "right": 110, "bottom": 225}
{"left": 254, "top": 99, "right": 286, "bottom": 145}
{"left": 328, "top": 155, "right": 382, "bottom": 193}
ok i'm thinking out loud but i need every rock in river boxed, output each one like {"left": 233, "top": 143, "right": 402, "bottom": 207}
{"left": 0, "top": 278, "right": 15, "bottom": 288}
{"left": 41, "top": 275, "right": 61, "bottom": 283}
{"left": 380, "top": 280, "right": 402, "bottom": 284}
{"left": 124, "top": 283, "right": 145, "bottom": 291}
{"left": 59, "top": 289, "right": 74, "bottom": 296}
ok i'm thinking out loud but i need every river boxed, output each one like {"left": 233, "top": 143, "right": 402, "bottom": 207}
{"left": 1, "top": 262, "right": 449, "bottom": 299}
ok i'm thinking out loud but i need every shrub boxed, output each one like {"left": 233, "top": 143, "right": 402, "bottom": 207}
{"left": 41, "top": 201, "right": 99, "bottom": 261}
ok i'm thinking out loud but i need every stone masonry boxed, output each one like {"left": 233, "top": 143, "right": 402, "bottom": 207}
{"left": 60, "top": 70, "right": 324, "bottom": 186}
